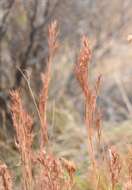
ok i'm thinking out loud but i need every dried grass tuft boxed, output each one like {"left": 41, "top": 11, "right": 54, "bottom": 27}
{"left": 39, "top": 21, "right": 59, "bottom": 148}
{"left": 10, "top": 90, "right": 34, "bottom": 190}
{"left": 0, "top": 21, "right": 132, "bottom": 190}
{"left": 74, "top": 36, "right": 102, "bottom": 169}
{"left": 108, "top": 147, "right": 121, "bottom": 190}
{"left": 0, "top": 162, "right": 12, "bottom": 190}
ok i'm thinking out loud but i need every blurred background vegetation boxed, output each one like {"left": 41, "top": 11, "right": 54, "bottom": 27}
{"left": 0, "top": 0, "right": 132, "bottom": 188}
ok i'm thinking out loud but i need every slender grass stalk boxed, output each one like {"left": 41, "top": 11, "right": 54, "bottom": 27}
{"left": 10, "top": 90, "right": 34, "bottom": 190}
{"left": 38, "top": 20, "right": 59, "bottom": 148}
{"left": 0, "top": 162, "right": 12, "bottom": 190}
{"left": 74, "top": 36, "right": 101, "bottom": 169}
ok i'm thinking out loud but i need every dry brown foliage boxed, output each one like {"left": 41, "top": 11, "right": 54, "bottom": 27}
{"left": 0, "top": 20, "right": 132, "bottom": 190}
{"left": 0, "top": 162, "right": 12, "bottom": 190}
{"left": 74, "top": 36, "right": 102, "bottom": 168}
{"left": 10, "top": 90, "right": 34, "bottom": 190}
{"left": 108, "top": 147, "right": 121, "bottom": 190}
{"left": 39, "top": 21, "right": 59, "bottom": 148}
{"left": 8, "top": 21, "right": 75, "bottom": 190}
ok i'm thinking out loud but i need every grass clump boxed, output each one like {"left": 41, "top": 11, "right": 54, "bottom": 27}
{"left": 0, "top": 21, "right": 132, "bottom": 190}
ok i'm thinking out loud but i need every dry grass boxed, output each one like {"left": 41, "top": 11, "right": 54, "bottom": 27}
{"left": 0, "top": 162, "right": 12, "bottom": 190}
{"left": 74, "top": 35, "right": 102, "bottom": 170}
{"left": 0, "top": 21, "right": 132, "bottom": 190}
